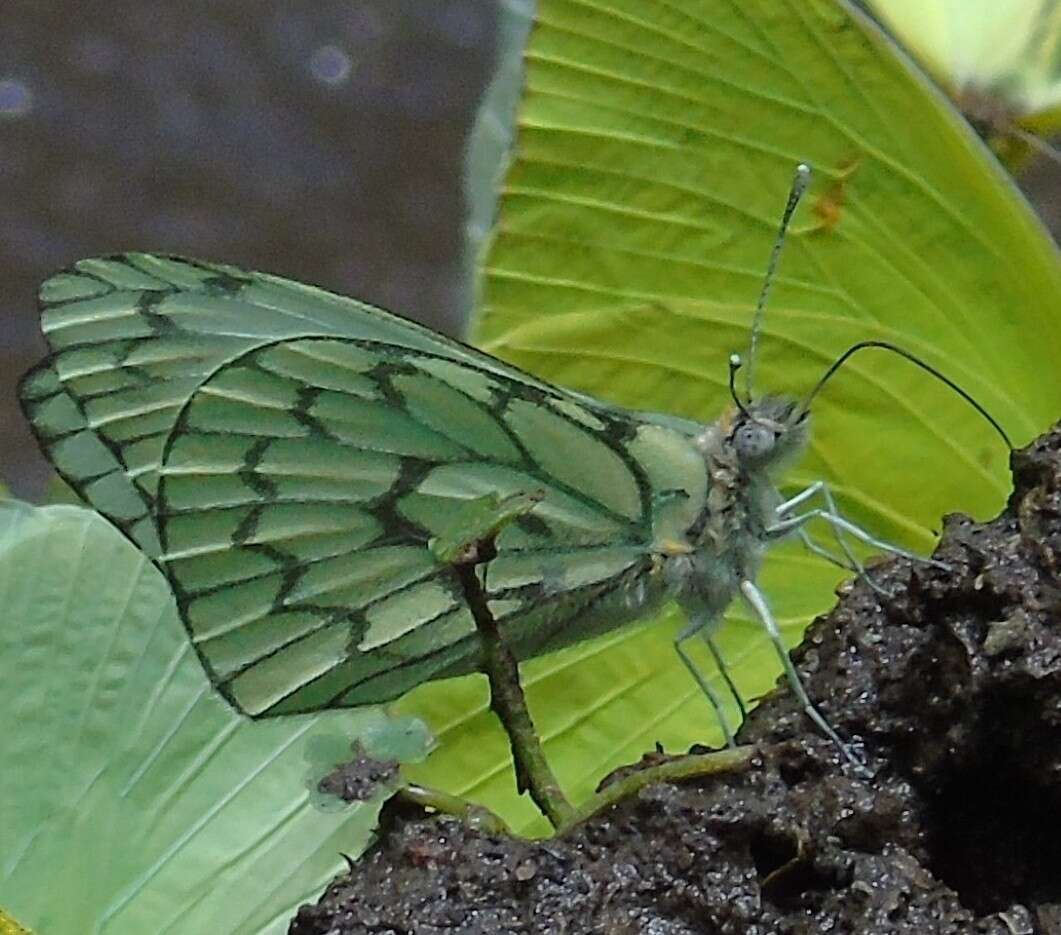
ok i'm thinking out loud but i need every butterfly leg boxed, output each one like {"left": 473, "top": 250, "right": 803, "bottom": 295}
{"left": 703, "top": 633, "right": 748, "bottom": 724}
{"left": 771, "top": 481, "right": 948, "bottom": 588}
{"left": 793, "top": 512, "right": 893, "bottom": 598}
{"left": 739, "top": 579, "right": 866, "bottom": 771}
{"left": 776, "top": 481, "right": 867, "bottom": 578}
{"left": 675, "top": 615, "right": 737, "bottom": 747}
{"left": 795, "top": 527, "right": 859, "bottom": 573}
{"left": 772, "top": 505, "right": 938, "bottom": 565}
{"left": 776, "top": 482, "right": 894, "bottom": 596}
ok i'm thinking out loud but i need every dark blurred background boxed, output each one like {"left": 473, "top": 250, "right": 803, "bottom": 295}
{"left": 0, "top": 1, "right": 1056, "bottom": 497}
{"left": 0, "top": 1, "right": 496, "bottom": 495}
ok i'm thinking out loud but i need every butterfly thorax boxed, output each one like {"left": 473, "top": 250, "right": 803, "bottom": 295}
{"left": 673, "top": 397, "right": 810, "bottom": 619}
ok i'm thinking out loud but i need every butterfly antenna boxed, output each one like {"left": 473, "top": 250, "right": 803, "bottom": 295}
{"left": 745, "top": 162, "right": 811, "bottom": 402}
{"left": 799, "top": 340, "right": 1013, "bottom": 452}
{"left": 727, "top": 353, "right": 752, "bottom": 419}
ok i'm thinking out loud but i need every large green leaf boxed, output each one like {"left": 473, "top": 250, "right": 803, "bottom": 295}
{"left": 0, "top": 501, "right": 430, "bottom": 934}
{"left": 399, "top": 0, "right": 1060, "bottom": 833}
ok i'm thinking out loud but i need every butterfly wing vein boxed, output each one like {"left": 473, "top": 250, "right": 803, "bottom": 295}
{"left": 20, "top": 254, "right": 711, "bottom": 716}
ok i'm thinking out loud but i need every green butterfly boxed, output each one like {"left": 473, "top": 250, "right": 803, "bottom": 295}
{"left": 21, "top": 242, "right": 928, "bottom": 755}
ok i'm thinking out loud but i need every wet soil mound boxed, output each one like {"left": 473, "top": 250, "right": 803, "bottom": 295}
{"left": 291, "top": 424, "right": 1061, "bottom": 934}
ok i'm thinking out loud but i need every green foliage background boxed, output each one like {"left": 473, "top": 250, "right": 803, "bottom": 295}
{"left": 399, "top": 0, "right": 1061, "bottom": 834}
{"left": 1, "top": 3, "right": 1059, "bottom": 929}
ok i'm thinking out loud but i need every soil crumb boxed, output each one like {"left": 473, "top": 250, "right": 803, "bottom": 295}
{"left": 318, "top": 742, "right": 400, "bottom": 804}
{"left": 291, "top": 424, "right": 1061, "bottom": 934}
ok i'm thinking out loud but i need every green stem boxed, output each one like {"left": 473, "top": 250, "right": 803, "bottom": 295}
{"left": 439, "top": 517, "right": 751, "bottom": 833}
{"left": 399, "top": 745, "right": 755, "bottom": 838}
{"left": 396, "top": 783, "right": 511, "bottom": 835}
{"left": 556, "top": 745, "right": 756, "bottom": 835}
{"left": 453, "top": 539, "right": 575, "bottom": 829}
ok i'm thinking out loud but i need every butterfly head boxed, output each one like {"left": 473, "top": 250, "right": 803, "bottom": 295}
{"left": 728, "top": 166, "right": 1012, "bottom": 485}
{"left": 729, "top": 395, "right": 810, "bottom": 475}
{"left": 720, "top": 351, "right": 810, "bottom": 476}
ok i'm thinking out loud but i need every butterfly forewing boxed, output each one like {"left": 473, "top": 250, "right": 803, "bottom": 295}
{"left": 23, "top": 255, "right": 714, "bottom": 718}
{"left": 19, "top": 254, "right": 568, "bottom": 557}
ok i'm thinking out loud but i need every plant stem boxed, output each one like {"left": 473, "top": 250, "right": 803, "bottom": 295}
{"left": 555, "top": 745, "right": 756, "bottom": 834}
{"left": 396, "top": 783, "right": 511, "bottom": 835}
{"left": 453, "top": 537, "right": 575, "bottom": 829}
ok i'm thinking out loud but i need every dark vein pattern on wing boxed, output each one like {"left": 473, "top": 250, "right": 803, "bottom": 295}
{"left": 20, "top": 254, "right": 703, "bottom": 716}
{"left": 21, "top": 253, "right": 606, "bottom": 558}
{"left": 155, "top": 336, "right": 663, "bottom": 715}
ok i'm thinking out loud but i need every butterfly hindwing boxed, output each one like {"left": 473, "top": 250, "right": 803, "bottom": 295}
{"left": 158, "top": 336, "right": 708, "bottom": 715}
{"left": 23, "top": 254, "right": 713, "bottom": 717}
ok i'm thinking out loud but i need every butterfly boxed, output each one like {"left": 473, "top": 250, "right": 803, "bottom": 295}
{"left": 23, "top": 250, "right": 785, "bottom": 717}
{"left": 21, "top": 169, "right": 918, "bottom": 758}
{"left": 29, "top": 229, "right": 1003, "bottom": 784}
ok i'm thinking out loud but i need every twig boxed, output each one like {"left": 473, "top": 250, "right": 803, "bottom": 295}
{"left": 396, "top": 783, "right": 511, "bottom": 835}
{"left": 452, "top": 535, "right": 575, "bottom": 829}
{"left": 555, "top": 746, "right": 756, "bottom": 834}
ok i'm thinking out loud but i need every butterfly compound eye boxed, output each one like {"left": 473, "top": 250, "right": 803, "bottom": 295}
{"left": 733, "top": 422, "right": 776, "bottom": 461}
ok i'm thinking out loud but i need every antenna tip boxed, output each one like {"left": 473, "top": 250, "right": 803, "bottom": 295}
{"left": 729, "top": 352, "right": 742, "bottom": 368}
